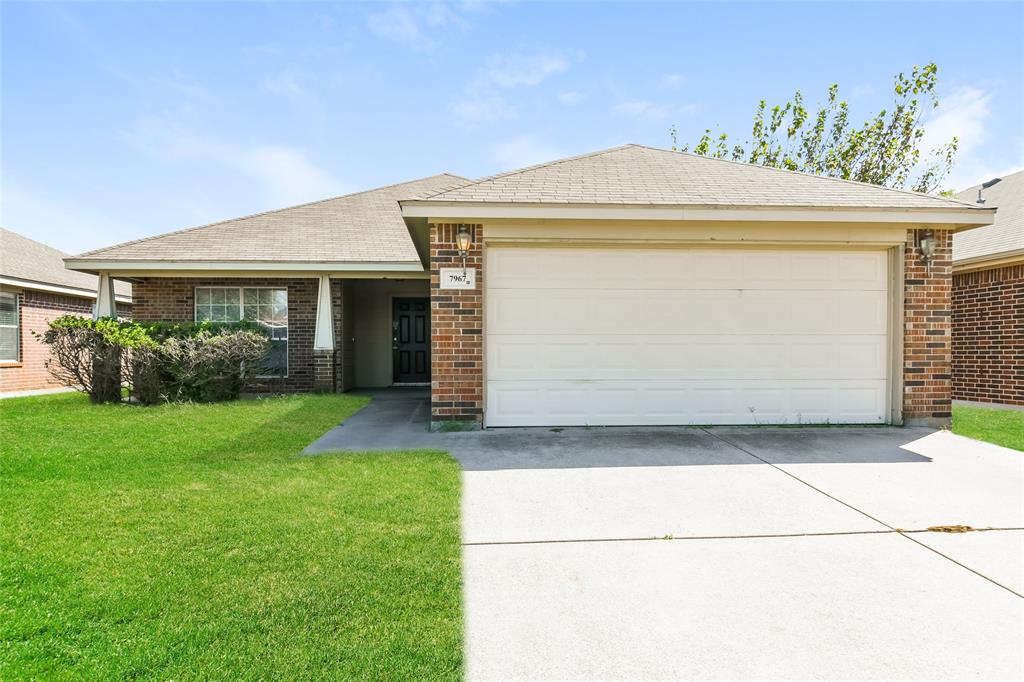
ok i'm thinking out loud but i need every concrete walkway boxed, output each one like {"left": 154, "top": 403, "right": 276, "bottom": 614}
{"left": 307, "top": 389, "right": 1024, "bottom": 680}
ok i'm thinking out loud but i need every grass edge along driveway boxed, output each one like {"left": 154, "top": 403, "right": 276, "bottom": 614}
{"left": 952, "top": 404, "right": 1024, "bottom": 452}
{"left": 0, "top": 392, "right": 462, "bottom": 680}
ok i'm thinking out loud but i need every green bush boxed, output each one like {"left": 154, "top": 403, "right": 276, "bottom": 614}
{"left": 39, "top": 316, "right": 269, "bottom": 404}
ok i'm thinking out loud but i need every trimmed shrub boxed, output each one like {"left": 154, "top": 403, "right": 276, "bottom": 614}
{"left": 40, "top": 317, "right": 154, "bottom": 403}
{"left": 39, "top": 317, "right": 269, "bottom": 404}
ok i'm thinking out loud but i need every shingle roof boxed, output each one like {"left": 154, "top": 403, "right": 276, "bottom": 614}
{"left": 417, "top": 144, "right": 988, "bottom": 211}
{"left": 953, "top": 170, "right": 1024, "bottom": 263}
{"left": 73, "top": 174, "right": 469, "bottom": 264}
{"left": 1, "top": 229, "right": 131, "bottom": 298}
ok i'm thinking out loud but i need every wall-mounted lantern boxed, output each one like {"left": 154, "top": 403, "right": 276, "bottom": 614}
{"left": 455, "top": 224, "right": 473, "bottom": 272}
{"left": 918, "top": 230, "right": 937, "bottom": 274}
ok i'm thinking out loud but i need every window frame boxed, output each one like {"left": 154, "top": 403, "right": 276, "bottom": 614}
{"left": 193, "top": 286, "right": 288, "bottom": 379}
{"left": 0, "top": 291, "right": 20, "bottom": 363}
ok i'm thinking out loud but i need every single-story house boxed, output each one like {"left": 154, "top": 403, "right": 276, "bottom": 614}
{"left": 952, "top": 169, "right": 1023, "bottom": 406}
{"left": 1, "top": 228, "right": 132, "bottom": 393}
{"left": 65, "top": 144, "right": 994, "bottom": 427}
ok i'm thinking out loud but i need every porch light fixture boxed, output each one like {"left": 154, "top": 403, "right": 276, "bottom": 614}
{"left": 455, "top": 224, "right": 473, "bottom": 271}
{"left": 918, "top": 230, "right": 937, "bottom": 274}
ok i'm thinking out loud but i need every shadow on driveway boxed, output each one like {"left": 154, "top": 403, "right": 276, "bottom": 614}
{"left": 304, "top": 389, "right": 935, "bottom": 470}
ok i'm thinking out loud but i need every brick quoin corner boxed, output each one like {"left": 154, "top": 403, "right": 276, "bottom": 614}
{"left": 429, "top": 223, "right": 484, "bottom": 427}
{"left": 903, "top": 229, "right": 954, "bottom": 425}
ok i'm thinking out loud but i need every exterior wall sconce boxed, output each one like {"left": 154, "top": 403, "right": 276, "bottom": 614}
{"left": 918, "top": 230, "right": 937, "bottom": 274}
{"left": 455, "top": 224, "right": 473, "bottom": 271}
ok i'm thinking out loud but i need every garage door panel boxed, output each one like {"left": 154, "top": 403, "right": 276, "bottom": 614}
{"left": 486, "top": 380, "right": 888, "bottom": 426}
{"left": 485, "top": 246, "right": 890, "bottom": 426}
{"left": 488, "top": 334, "right": 886, "bottom": 381}
{"left": 489, "top": 288, "right": 886, "bottom": 335}
{"left": 487, "top": 247, "right": 887, "bottom": 291}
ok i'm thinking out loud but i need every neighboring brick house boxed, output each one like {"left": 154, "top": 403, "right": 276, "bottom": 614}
{"left": 0, "top": 228, "right": 132, "bottom": 393}
{"left": 952, "top": 170, "right": 1024, "bottom": 407}
{"left": 66, "top": 145, "right": 994, "bottom": 427}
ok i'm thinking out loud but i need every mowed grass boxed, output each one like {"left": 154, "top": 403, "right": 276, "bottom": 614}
{"left": 0, "top": 393, "right": 462, "bottom": 680}
{"left": 952, "top": 404, "right": 1024, "bottom": 452}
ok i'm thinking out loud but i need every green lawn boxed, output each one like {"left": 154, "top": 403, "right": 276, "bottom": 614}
{"left": 0, "top": 393, "right": 462, "bottom": 680}
{"left": 952, "top": 404, "right": 1024, "bottom": 452}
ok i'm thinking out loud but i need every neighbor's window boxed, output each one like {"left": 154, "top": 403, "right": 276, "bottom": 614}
{"left": 0, "top": 292, "right": 18, "bottom": 362}
{"left": 195, "top": 287, "right": 288, "bottom": 377}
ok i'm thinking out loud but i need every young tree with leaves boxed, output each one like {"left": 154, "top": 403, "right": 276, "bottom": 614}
{"left": 671, "top": 63, "right": 958, "bottom": 193}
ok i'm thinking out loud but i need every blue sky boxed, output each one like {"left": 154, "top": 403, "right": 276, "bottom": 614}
{"left": 3, "top": 1, "right": 1023, "bottom": 254}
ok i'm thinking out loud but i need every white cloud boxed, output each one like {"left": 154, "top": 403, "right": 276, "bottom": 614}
{"left": 120, "top": 111, "right": 341, "bottom": 205}
{"left": 263, "top": 72, "right": 306, "bottom": 99}
{"left": 365, "top": 2, "right": 469, "bottom": 50}
{"left": 558, "top": 90, "right": 583, "bottom": 105}
{"left": 918, "top": 86, "right": 998, "bottom": 191}
{"left": 662, "top": 74, "right": 686, "bottom": 91}
{"left": 490, "top": 134, "right": 565, "bottom": 170}
{"left": 921, "top": 86, "right": 992, "bottom": 158}
{"left": 479, "top": 51, "right": 569, "bottom": 88}
{"left": 613, "top": 100, "right": 672, "bottom": 120}
{"left": 450, "top": 96, "right": 517, "bottom": 124}
{"left": 451, "top": 48, "right": 575, "bottom": 125}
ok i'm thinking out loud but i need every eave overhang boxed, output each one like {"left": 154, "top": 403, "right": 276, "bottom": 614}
{"left": 400, "top": 200, "right": 995, "bottom": 230}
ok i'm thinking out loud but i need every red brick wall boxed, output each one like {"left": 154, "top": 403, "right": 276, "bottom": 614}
{"left": 429, "top": 224, "right": 483, "bottom": 425}
{"left": 903, "top": 229, "right": 954, "bottom": 424}
{"left": 952, "top": 263, "right": 1024, "bottom": 406}
{"left": 0, "top": 290, "right": 132, "bottom": 393}
{"left": 131, "top": 277, "right": 322, "bottom": 393}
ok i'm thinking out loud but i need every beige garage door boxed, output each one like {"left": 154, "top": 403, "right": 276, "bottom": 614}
{"left": 485, "top": 246, "right": 890, "bottom": 426}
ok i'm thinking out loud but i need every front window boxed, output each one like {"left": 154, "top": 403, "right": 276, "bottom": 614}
{"left": 195, "top": 287, "right": 287, "bottom": 377}
{"left": 0, "top": 292, "right": 18, "bottom": 362}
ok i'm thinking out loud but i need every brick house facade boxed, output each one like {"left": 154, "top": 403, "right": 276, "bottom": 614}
{"left": 952, "top": 264, "right": 1024, "bottom": 406}
{"left": 63, "top": 145, "right": 994, "bottom": 427}
{"left": 0, "top": 290, "right": 132, "bottom": 393}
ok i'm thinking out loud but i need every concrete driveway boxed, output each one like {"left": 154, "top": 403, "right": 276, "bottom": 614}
{"left": 307, "top": 390, "right": 1024, "bottom": 680}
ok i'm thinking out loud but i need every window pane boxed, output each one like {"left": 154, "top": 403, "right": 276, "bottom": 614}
{"left": 243, "top": 303, "right": 258, "bottom": 321}
{"left": 0, "top": 293, "right": 16, "bottom": 326}
{"left": 273, "top": 289, "right": 287, "bottom": 307}
{"left": 224, "top": 288, "right": 240, "bottom": 305}
{"left": 196, "top": 288, "right": 211, "bottom": 305}
{"left": 259, "top": 289, "right": 273, "bottom": 305}
{"left": 243, "top": 289, "right": 258, "bottom": 305}
{"left": 261, "top": 340, "right": 287, "bottom": 377}
{"left": 196, "top": 306, "right": 212, "bottom": 322}
{"left": 212, "top": 289, "right": 226, "bottom": 304}
{"left": 0, "top": 326, "right": 16, "bottom": 361}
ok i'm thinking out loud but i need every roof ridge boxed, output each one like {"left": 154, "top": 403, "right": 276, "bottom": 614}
{"left": 75, "top": 173, "right": 470, "bottom": 258}
{"left": 955, "top": 167, "right": 1024, "bottom": 196}
{"left": 416, "top": 144, "right": 638, "bottom": 201}
{"left": 629, "top": 144, "right": 984, "bottom": 210}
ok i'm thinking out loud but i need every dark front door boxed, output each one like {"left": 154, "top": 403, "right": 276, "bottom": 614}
{"left": 392, "top": 298, "right": 431, "bottom": 383}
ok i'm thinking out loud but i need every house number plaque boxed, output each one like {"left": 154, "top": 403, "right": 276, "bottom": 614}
{"left": 439, "top": 268, "right": 476, "bottom": 290}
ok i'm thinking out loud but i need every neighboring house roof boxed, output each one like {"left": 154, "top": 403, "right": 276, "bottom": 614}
{"left": 1, "top": 228, "right": 131, "bottom": 300}
{"left": 953, "top": 169, "right": 1024, "bottom": 266}
{"left": 69, "top": 174, "right": 469, "bottom": 268}
{"left": 412, "top": 144, "right": 988, "bottom": 211}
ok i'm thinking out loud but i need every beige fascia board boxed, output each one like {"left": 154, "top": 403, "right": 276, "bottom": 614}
{"left": 480, "top": 218, "right": 910, "bottom": 246}
{"left": 64, "top": 259, "right": 424, "bottom": 274}
{"left": 0, "top": 276, "right": 132, "bottom": 303}
{"left": 952, "top": 249, "right": 1024, "bottom": 273}
{"left": 401, "top": 201, "right": 994, "bottom": 227}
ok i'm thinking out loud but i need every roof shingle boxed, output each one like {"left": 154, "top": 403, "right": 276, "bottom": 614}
{"left": 953, "top": 170, "right": 1024, "bottom": 263}
{"left": 1, "top": 228, "right": 131, "bottom": 297}
{"left": 73, "top": 174, "right": 469, "bottom": 264}
{"left": 418, "top": 144, "right": 989, "bottom": 210}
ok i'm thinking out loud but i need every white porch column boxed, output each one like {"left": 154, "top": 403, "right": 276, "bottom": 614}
{"left": 94, "top": 272, "right": 117, "bottom": 319}
{"left": 313, "top": 274, "right": 335, "bottom": 350}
